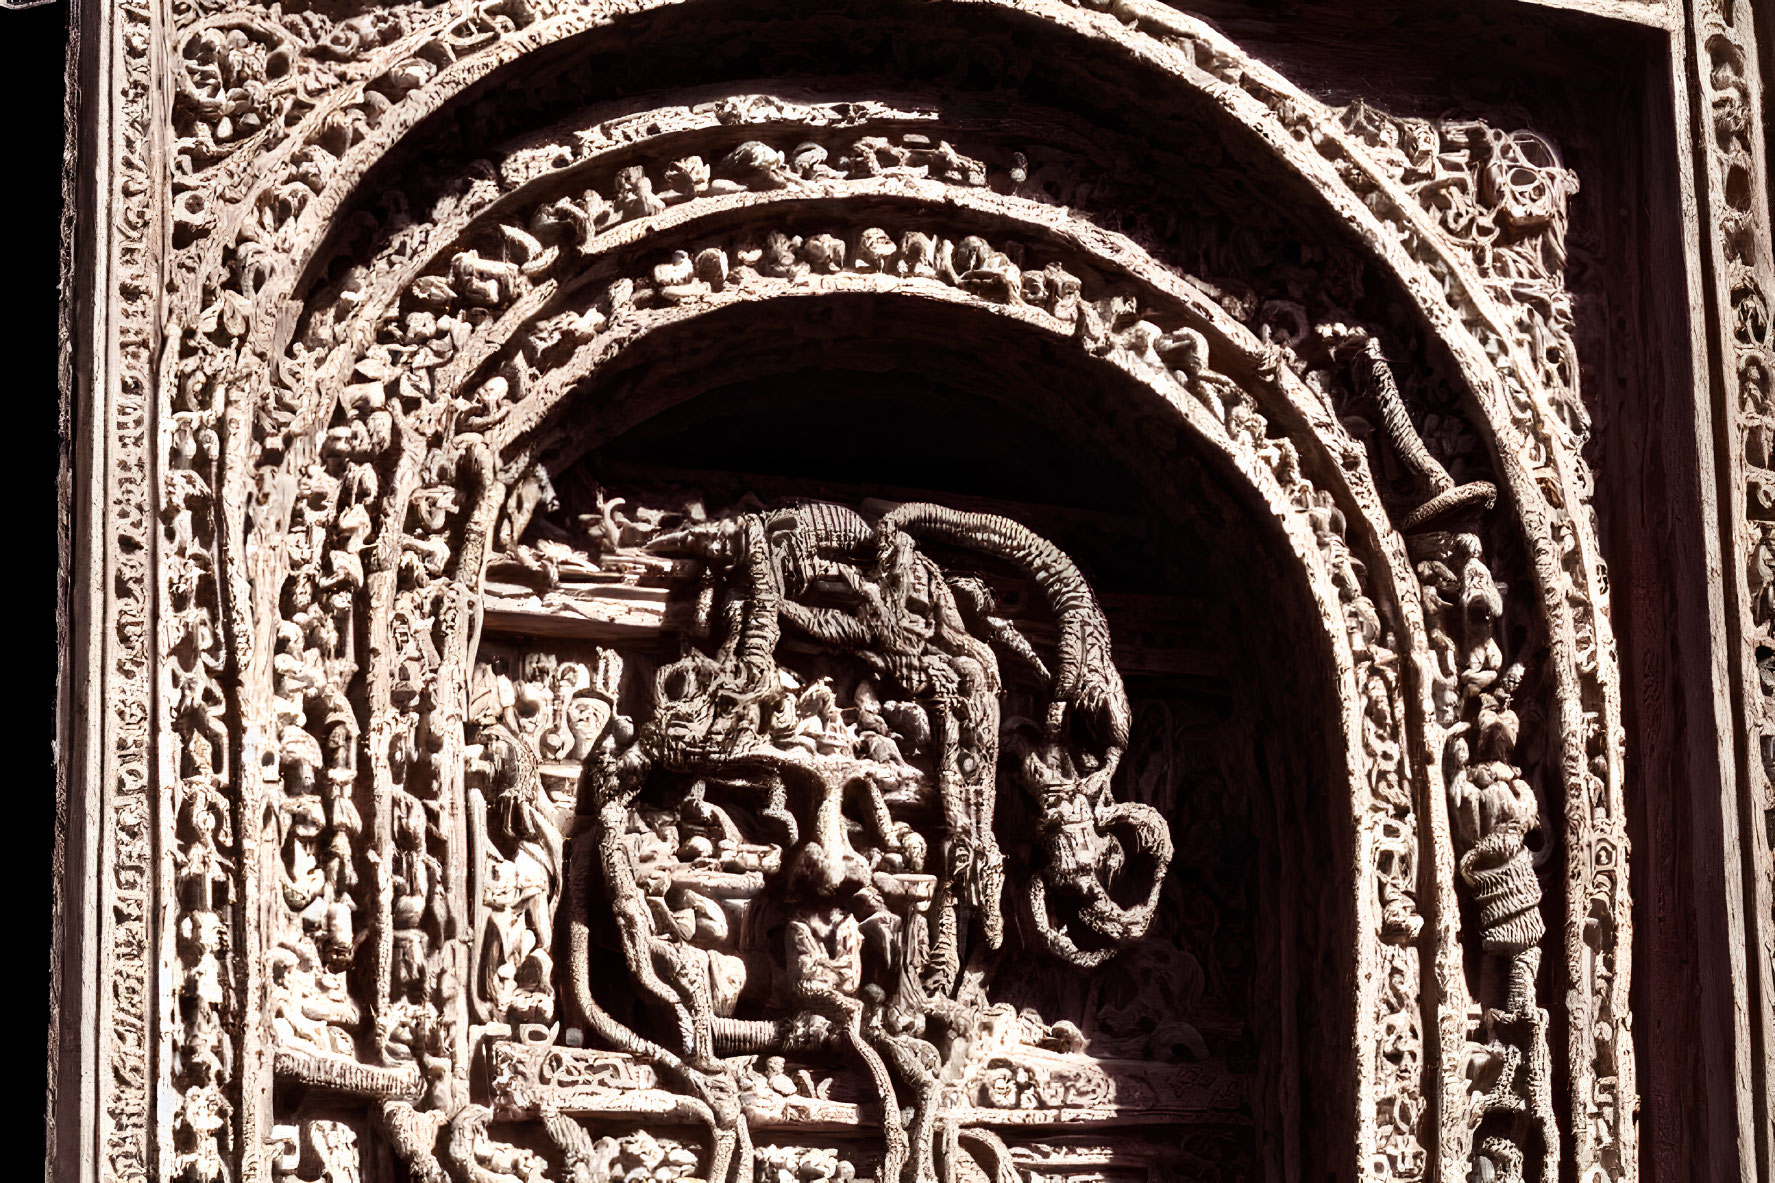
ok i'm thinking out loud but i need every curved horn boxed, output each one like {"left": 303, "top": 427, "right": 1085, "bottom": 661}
{"left": 1074, "top": 801, "right": 1173, "bottom": 944}
{"left": 879, "top": 503, "right": 1129, "bottom": 753}
{"left": 1027, "top": 873, "right": 1121, "bottom": 968}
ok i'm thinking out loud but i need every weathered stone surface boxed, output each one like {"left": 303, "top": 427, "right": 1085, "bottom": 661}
{"left": 47, "top": 1, "right": 1775, "bottom": 1181}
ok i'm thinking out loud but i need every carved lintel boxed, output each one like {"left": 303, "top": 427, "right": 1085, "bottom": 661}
{"left": 487, "top": 1040, "right": 1247, "bottom": 1130}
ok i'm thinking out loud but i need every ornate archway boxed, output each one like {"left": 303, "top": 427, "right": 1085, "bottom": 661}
{"left": 63, "top": 2, "right": 1666, "bottom": 1182}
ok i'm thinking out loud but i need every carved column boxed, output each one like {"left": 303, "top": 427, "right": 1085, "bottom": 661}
{"left": 45, "top": 3, "right": 1775, "bottom": 1182}
{"left": 1684, "top": 0, "right": 1775, "bottom": 1174}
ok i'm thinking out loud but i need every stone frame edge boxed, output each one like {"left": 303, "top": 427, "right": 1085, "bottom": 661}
{"left": 51, "top": 0, "right": 166, "bottom": 1174}
{"left": 42, "top": 2, "right": 1775, "bottom": 1182}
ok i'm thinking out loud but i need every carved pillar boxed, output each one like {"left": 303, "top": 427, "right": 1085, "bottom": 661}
{"left": 1682, "top": 0, "right": 1775, "bottom": 1174}
{"left": 55, "top": 0, "right": 167, "bottom": 1178}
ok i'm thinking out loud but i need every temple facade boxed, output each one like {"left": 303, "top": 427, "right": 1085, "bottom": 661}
{"left": 47, "top": 1, "right": 1775, "bottom": 1180}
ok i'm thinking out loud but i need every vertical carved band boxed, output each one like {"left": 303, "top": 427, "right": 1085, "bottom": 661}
{"left": 1691, "top": 0, "right": 1775, "bottom": 1164}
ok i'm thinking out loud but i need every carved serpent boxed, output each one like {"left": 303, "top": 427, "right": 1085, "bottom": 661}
{"left": 877, "top": 503, "right": 1131, "bottom": 755}
{"left": 1339, "top": 334, "right": 1498, "bottom": 530}
{"left": 880, "top": 504, "right": 1167, "bottom": 965}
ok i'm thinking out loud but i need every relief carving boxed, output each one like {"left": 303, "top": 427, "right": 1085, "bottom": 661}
{"left": 539, "top": 498, "right": 1170, "bottom": 1183}
{"left": 55, "top": 1, "right": 1657, "bottom": 1180}
{"left": 455, "top": 471, "right": 1302, "bottom": 1182}
{"left": 237, "top": 182, "right": 1451, "bottom": 1178}
{"left": 1695, "top": 0, "right": 1775, "bottom": 1111}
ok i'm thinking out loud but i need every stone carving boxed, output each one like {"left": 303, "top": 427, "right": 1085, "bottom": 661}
{"left": 1296, "top": 341, "right": 1432, "bottom": 1179}
{"left": 1420, "top": 527, "right": 1557, "bottom": 1181}
{"left": 194, "top": 176, "right": 1438, "bottom": 1177}
{"left": 1695, "top": 0, "right": 1775, "bottom": 1119}
{"left": 1338, "top": 102, "right": 1583, "bottom": 439}
{"left": 465, "top": 651, "right": 609, "bottom": 1028}
{"left": 1330, "top": 329, "right": 1555, "bottom": 1180}
{"left": 269, "top": 1120, "right": 362, "bottom": 1183}
{"left": 173, "top": 731, "right": 238, "bottom": 1183}
{"left": 550, "top": 498, "right": 1168, "bottom": 1182}
{"left": 57, "top": 0, "right": 1683, "bottom": 1179}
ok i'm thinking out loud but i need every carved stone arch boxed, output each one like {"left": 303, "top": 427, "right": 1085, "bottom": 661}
{"left": 199, "top": 6, "right": 1623, "bottom": 958}
{"left": 439, "top": 278, "right": 1406, "bottom": 1176}
{"left": 143, "top": 5, "right": 1628, "bottom": 1182}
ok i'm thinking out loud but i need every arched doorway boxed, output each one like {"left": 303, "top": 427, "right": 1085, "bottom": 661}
{"left": 447, "top": 294, "right": 1360, "bottom": 1180}
{"left": 150, "top": 4, "right": 1620, "bottom": 1180}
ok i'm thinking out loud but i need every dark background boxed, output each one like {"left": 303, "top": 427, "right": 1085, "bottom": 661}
{"left": 10, "top": 0, "right": 67, "bottom": 1163}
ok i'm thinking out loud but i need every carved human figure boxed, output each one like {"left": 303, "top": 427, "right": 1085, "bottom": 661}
{"left": 177, "top": 735, "right": 234, "bottom": 912}
{"left": 470, "top": 712, "right": 564, "bottom": 1026}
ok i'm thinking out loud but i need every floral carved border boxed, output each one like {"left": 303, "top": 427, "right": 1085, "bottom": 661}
{"left": 67, "top": 0, "right": 167, "bottom": 1176}
{"left": 50, "top": 2, "right": 1691, "bottom": 1182}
